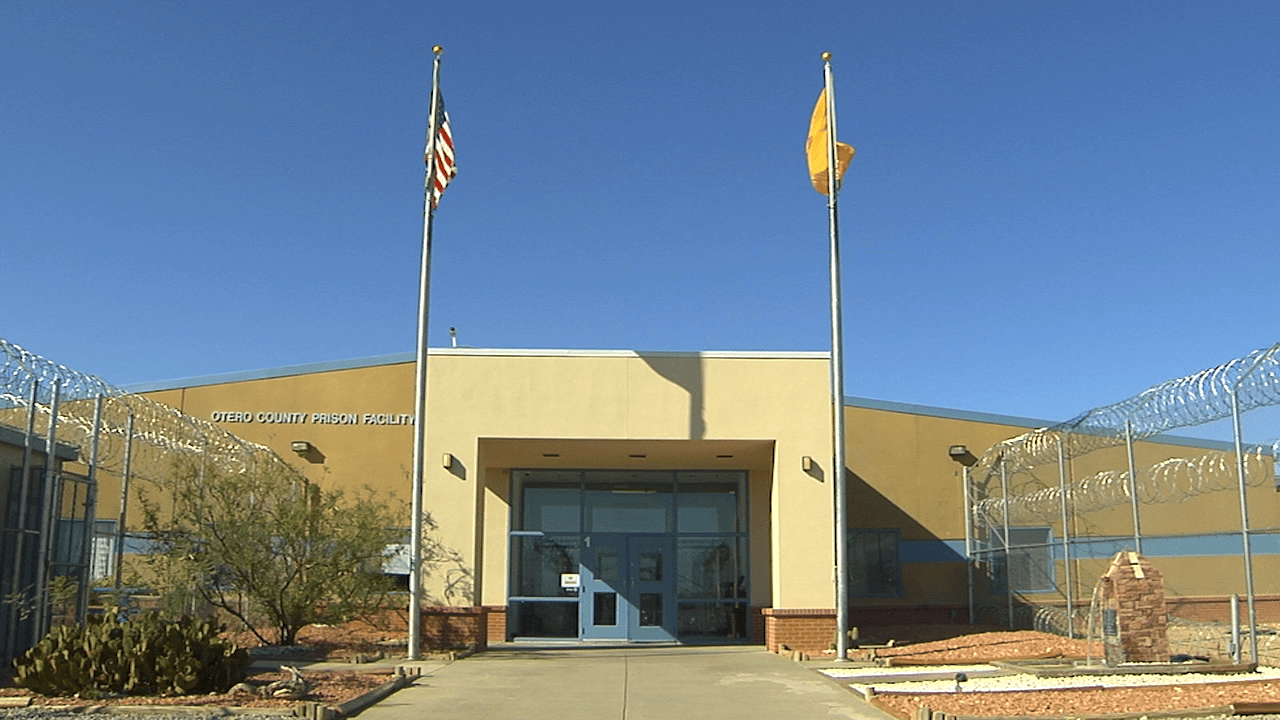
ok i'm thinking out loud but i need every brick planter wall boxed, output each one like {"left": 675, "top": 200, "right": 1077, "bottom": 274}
{"left": 420, "top": 606, "right": 488, "bottom": 650}
{"left": 761, "top": 608, "right": 836, "bottom": 655}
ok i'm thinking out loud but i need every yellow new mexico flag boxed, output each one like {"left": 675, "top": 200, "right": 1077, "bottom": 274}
{"left": 805, "top": 88, "right": 855, "bottom": 195}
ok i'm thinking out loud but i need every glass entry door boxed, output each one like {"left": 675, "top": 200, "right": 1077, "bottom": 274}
{"left": 580, "top": 535, "right": 626, "bottom": 640}
{"left": 579, "top": 534, "right": 675, "bottom": 641}
{"left": 510, "top": 470, "right": 747, "bottom": 642}
{"left": 628, "top": 535, "right": 675, "bottom": 641}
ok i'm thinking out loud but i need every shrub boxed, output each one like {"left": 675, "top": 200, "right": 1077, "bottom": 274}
{"left": 13, "top": 613, "right": 248, "bottom": 697}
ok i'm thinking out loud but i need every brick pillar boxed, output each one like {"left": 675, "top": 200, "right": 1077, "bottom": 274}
{"left": 761, "top": 608, "right": 836, "bottom": 655}
{"left": 483, "top": 605, "right": 507, "bottom": 644}
{"left": 1099, "top": 552, "right": 1169, "bottom": 664}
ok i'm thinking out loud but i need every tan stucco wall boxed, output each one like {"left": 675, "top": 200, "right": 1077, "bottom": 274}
{"left": 134, "top": 350, "right": 838, "bottom": 610}
{"left": 103, "top": 348, "right": 1280, "bottom": 620}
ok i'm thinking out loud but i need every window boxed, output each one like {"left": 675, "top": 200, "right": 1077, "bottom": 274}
{"left": 849, "top": 530, "right": 900, "bottom": 597}
{"left": 992, "top": 527, "right": 1054, "bottom": 594}
{"left": 509, "top": 469, "right": 750, "bottom": 640}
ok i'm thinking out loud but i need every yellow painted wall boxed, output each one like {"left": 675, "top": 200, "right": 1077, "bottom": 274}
{"left": 133, "top": 351, "right": 838, "bottom": 610}
{"left": 96, "top": 348, "right": 1280, "bottom": 619}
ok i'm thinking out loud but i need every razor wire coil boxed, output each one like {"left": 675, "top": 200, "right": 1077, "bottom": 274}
{"left": 971, "top": 341, "right": 1280, "bottom": 524}
{"left": 0, "top": 338, "right": 288, "bottom": 486}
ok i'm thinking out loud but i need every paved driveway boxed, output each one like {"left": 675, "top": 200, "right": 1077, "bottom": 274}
{"left": 356, "top": 643, "right": 894, "bottom": 720}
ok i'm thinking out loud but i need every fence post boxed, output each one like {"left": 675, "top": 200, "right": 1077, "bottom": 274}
{"left": 1124, "top": 419, "right": 1142, "bottom": 555}
{"left": 77, "top": 395, "right": 104, "bottom": 623}
{"left": 1229, "top": 387, "right": 1258, "bottom": 662}
{"left": 1000, "top": 462, "right": 1013, "bottom": 627}
{"left": 8, "top": 379, "right": 40, "bottom": 660}
{"left": 114, "top": 412, "right": 135, "bottom": 590}
{"left": 1054, "top": 434, "right": 1074, "bottom": 636}
{"left": 34, "top": 379, "right": 62, "bottom": 637}
{"left": 962, "top": 464, "right": 975, "bottom": 624}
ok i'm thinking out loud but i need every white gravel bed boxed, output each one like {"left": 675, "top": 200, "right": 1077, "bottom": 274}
{"left": 837, "top": 665, "right": 1280, "bottom": 695}
{"left": 820, "top": 664, "right": 997, "bottom": 679}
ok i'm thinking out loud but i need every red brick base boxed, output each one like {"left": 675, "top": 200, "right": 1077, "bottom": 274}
{"left": 420, "top": 606, "right": 490, "bottom": 650}
{"left": 1167, "top": 595, "right": 1280, "bottom": 624}
{"left": 483, "top": 605, "right": 507, "bottom": 643}
{"left": 761, "top": 608, "right": 836, "bottom": 655}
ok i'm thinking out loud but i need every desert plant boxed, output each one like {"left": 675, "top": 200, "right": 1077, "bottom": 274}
{"left": 13, "top": 613, "right": 248, "bottom": 697}
{"left": 138, "top": 457, "right": 404, "bottom": 645}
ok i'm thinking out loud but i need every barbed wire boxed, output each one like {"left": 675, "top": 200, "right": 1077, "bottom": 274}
{"left": 970, "top": 342, "right": 1280, "bottom": 521}
{"left": 972, "top": 342, "right": 1280, "bottom": 479}
{"left": 0, "top": 338, "right": 287, "bottom": 484}
{"left": 975, "top": 443, "right": 1276, "bottom": 524}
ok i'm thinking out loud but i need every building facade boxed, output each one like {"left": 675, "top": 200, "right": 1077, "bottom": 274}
{"left": 112, "top": 348, "right": 1280, "bottom": 654}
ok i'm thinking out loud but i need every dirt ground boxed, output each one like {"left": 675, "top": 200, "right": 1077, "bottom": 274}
{"left": 839, "top": 625, "right": 1280, "bottom": 719}
{"left": 0, "top": 621, "right": 417, "bottom": 709}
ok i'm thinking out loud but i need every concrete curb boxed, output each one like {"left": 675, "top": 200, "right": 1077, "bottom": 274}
{"left": 328, "top": 672, "right": 415, "bottom": 719}
{"left": 16, "top": 666, "right": 423, "bottom": 719}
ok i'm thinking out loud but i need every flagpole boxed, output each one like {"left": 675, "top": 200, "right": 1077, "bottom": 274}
{"left": 822, "top": 51, "right": 851, "bottom": 662}
{"left": 408, "top": 44, "right": 443, "bottom": 661}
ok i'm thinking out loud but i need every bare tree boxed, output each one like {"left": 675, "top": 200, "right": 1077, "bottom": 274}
{"left": 138, "top": 457, "right": 403, "bottom": 646}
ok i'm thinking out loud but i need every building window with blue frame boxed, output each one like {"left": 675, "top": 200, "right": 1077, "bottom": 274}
{"left": 848, "top": 529, "right": 901, "bottom": 597}
{"left": 991, "top": 526, "right": 1054, "bottom": 594}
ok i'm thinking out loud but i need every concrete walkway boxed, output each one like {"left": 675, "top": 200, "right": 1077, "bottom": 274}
{"left": 353, "top": 643, "right": 895, "bottom": 720}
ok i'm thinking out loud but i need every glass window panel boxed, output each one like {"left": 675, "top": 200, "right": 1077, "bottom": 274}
{"left": 849, "top": 530, "right": 900, "bottom": 597}
{"left": 1007, "top": 527, "right": 1054, "bottom": 593}
{"left": 513, "top": 535, "right": 580, "bottom": 597}
{"left": 678, "top": 602, "right": 747, "bottom": 639}
{"left": 585, "top": 480, "right": 672, "bottom": 533}
{"left": 585, "top": 470, "right": 675, "bottom": 489}
{"left": 638, "top": 551, "right": 663, "bottom": 582}
{"left": 677, "top": 472, "right": 745, "bottom": 532}
{"left": 513, "top": 600, "right": 577, "bottom": 638}
{"left": 677, "top": 538, "right": 741, "bottom": 599}
{"left": 676, "top": 486, "right": 737, "bottom": 533}
{"left": 639, "top": 593, "right": 663, "bottom": 627}
{"left": 595, "top": 548, "right": 618, "bottom": 582}
{"left": 520, "top": 485, "right": 581, "bottom": 532}
{"left": 593, "top": 592, "right": 617, "bottom": 626}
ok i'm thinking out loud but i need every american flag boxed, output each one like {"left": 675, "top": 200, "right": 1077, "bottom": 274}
{"left": 426, "top": 94, "right": 455, "bottom": 208}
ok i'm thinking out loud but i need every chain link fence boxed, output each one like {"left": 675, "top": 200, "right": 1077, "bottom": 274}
{"left": 966, "top": 341, "right": 1280, "bottom": 663}
{"left": 0, "top": 338, "right": 291, "bottom": 662}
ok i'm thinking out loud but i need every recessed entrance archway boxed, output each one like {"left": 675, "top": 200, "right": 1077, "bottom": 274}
{"left": 509, "top": 469, "right": 748, "bottom": 642}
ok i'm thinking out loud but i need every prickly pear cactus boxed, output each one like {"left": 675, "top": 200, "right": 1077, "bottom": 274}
{"left": 13, "top": 614, "right": 248, "bottom": 697}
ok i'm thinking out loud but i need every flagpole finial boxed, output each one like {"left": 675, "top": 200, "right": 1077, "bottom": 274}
{"left": 822, "top": 51, "right": 832, "bottom": 62}
{"left": 433, "top": 45, "right": 443, "bottom": 55}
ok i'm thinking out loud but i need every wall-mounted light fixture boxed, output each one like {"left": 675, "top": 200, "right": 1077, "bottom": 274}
{"left": 441, "top": 453, "right": 455, "bottom": 470}
{"left": 948, "top": 445, "right": 978, "bottom": 467}
{"left": 291, "top": 441, "right": 324, "bottom": 464}
{"left": 801, "top": 455, "right": 814, "bottom": 472}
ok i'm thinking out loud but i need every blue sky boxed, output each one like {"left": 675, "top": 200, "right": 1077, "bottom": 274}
{"left": 4, "top": 1, "right": 1279, "bottom": 423}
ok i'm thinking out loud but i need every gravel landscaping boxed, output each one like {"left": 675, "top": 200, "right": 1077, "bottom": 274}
{"left": 817, "top": 628, "right": 1280, "bottom": 719}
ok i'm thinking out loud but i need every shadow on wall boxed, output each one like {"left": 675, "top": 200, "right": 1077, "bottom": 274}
{"left": 846, "top": 469, "right": 934, "bottom": 539}
{"left": 639, "top": 354, "right": 705, "bottom": 440}
{"left": 417, "top": 511, "right": 475, "bottom": 606}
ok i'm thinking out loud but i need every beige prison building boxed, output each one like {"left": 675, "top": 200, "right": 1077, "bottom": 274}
{"left": 114, "top": 348, "right": 1278, "bottom": 653}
